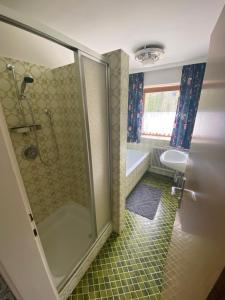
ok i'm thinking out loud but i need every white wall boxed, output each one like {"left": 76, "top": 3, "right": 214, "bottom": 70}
{"left": 144, "top": 66, "right": 182, "bottom": 86}
{"left": 0, "top": 21, "right": 74, "bottom": 68}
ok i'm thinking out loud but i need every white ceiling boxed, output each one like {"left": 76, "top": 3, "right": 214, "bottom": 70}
{"left": 0, "top": 0, "right": 224, "bottom": 72}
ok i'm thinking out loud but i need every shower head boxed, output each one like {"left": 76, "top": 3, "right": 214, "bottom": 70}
{"left": 20, "top": 74, "right": 34, "bottom": 96}
{"left": 24, "top": 74, "right": 34, "bottom": 83}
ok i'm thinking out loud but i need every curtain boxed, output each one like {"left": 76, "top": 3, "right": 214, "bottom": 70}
{"left": 127, "top": 72, "right": 144, "bottom": 143}
{"left": 170, "top": 63, "right": 206, "bottom": 149}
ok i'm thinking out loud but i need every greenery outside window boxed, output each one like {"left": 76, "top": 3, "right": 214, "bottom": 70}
{"left": 142, "top": 85, "right": 180, "bottom": 137}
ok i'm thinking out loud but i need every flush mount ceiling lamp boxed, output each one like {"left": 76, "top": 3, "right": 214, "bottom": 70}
{"left": 135, "top": 46, "right": 165, "bottom": 64}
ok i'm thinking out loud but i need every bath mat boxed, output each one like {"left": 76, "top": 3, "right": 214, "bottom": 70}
{"left": 126, "top": 183, "right": 162, "bottom": 220}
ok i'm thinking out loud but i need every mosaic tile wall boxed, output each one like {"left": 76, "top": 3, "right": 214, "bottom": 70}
{"left": 125, "top": 154, "right": 150, "bottom": 197}
{"left": 0, "top": 54, "right": 89, "bottom": 224}
{"left": 105, "top": 50, "right": 129, "bottom": 234}
{"left": 0, "top": 274, "right": 16, "bottom": 300}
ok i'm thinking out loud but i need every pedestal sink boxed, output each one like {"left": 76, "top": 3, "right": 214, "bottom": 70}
{"left": 160, "top": 149, "right": 188, "bottom": 173}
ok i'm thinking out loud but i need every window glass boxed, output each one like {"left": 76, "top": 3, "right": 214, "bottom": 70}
{"left": 142, "top": 90, "right": 179, "bottom": 137}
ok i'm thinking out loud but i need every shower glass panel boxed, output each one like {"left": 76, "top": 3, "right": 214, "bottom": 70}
{"left": 0, "top": 21, "right": 96, "bottom": 290}
{"left": 80, "top": 54, "right": 111, "bottom": 234}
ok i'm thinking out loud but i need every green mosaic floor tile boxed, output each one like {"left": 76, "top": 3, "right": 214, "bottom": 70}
{"left": 69, "top": 173, "right": 178, "bottom": 300}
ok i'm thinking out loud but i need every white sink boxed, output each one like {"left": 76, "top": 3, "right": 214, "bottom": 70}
{"left": 160, "top": 149, "right": 188, "bottom": 173}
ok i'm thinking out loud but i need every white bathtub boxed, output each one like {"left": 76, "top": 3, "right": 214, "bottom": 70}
{"left": 126, "top": 149, "right": 149, "bottom": 176}
{"left": 126, "top": 149, "right": 150, "bottom": 196}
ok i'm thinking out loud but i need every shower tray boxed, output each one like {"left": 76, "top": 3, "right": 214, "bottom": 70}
{"left": 37, "top": 202, "right": 92, "bottom": 288}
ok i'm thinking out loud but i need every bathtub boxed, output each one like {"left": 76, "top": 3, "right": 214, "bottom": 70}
{"left": 126, "top": 149, "right": 150, "bottom": 197}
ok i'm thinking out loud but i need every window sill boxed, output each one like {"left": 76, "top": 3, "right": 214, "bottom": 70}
{"left": 141, "top": 135, "right": 171, "bottom": 141}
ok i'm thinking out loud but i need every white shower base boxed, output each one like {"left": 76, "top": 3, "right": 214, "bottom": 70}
{"left": 38, "top": 202, "right": 92, "bottom": 288}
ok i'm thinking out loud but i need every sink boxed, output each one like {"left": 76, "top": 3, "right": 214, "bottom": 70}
{"left": 160, "top": 149, "right": 188, "bottom": 173}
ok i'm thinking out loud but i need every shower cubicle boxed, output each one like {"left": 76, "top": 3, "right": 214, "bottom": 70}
{"left": 0, "top": 18, "right": 111, "bottom": 299}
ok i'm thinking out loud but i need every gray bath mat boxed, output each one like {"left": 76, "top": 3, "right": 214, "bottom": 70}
{"left": 126, "top": 183, "right": 162, "bottom": 220}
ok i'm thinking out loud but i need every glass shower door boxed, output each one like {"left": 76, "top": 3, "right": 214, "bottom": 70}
{"left": 79, "top": 53, "right": 111, "bottom": 235}
{"left": 0, "top": 21, "right": 96, "bottom": 290}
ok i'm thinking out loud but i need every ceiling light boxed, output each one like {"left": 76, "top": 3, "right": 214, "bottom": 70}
{"left": 135, "top": 46, "right": 164, "bottom": 64}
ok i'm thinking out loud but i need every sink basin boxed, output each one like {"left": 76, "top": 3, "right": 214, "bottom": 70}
{"left": 160, "top": 149, "right": 188, "bottom": 173}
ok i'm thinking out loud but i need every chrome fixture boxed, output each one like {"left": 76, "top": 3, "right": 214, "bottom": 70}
{"left": 20, "top": 74, "right": 34, "bottom": 96}
{"left": 135, "top": 46, "right": 164, "bottom": 64}
{"left": 10, "top": 124, "right": 42, "bottom": 134}
{"left": 6, "top": 64, "right": 26, "bottom": 121}
{"left": 6, "top": 64, "right": 34, "bottom": 98}
{"left": 23, "top": 144, "right": 39, "bottom": 160}
{"left": 43, "top": 107, "right": 60, "bottom": 163}
{"left": 6, "top": 64, "right": 59, "bottom": 166}
{"left": 171, "top": 177, "right": 197, "bottom": 208}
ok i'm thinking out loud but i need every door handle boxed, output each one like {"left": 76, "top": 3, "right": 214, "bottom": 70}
{"left": 171, "top": 177, "right": 197, "bottom": 208}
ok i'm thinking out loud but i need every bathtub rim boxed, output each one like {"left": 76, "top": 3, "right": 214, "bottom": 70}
{"left": 126, "top": 149, "right": 150, "bottom": 177}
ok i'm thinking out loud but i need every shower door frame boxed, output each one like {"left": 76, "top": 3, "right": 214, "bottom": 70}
{"left": 78, "top": 50, "right": 112, "bottom": 234}
{"left": 0, "top": 13, "right": 112, "bottom": 300}
{"left": 56, "top": 49, "right": 112, "bottom": 293}
{"left": 58, "top": 51, "right": 113, "bottom": 298}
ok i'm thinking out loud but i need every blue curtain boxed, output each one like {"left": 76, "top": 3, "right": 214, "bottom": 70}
{"left": 127, "top": 72, "right": 144, "bottom": 143}
{"left": 170, "top": 63, "right": 206, "bottom": 149}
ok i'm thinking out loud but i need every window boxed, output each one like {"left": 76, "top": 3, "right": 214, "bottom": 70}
{"left": 142, "top": 85, "right": 179, "bottom": 137}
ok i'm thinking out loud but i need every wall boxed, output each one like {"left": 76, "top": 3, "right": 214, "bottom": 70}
{"left": 144, "top": 66, "right": 182, "bottom": 86}
{"left": 0, "top": 54, "right": 89, "bottom": 224}
{"left": 105, "top": 49, "right": 129, "bottom": 234}
{"left": 0, "top": 21, "right": 74, "bottom": 69}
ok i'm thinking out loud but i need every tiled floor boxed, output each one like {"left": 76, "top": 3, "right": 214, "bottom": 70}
{"left": 69, "top": 173, "right": 178, "bottom": 300}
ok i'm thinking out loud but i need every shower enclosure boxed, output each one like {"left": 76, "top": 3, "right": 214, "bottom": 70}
{"left": 0, "top": 19, "right": 111, "bottom": 296}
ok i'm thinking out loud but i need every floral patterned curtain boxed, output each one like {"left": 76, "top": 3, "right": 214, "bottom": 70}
{"left": 127, "top": 72, "right": 144, "bottom": 143}
{"left": 170, "top": 63, "right": 206, "bottom": 149}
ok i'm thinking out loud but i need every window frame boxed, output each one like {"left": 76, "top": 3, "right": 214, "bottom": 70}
{"left": 142, "top": 84, "right": 180, "bottom": 138}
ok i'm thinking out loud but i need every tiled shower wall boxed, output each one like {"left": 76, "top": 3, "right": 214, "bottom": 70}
{"left": 0, "top": 54, "right": 89, "bottom": 224}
